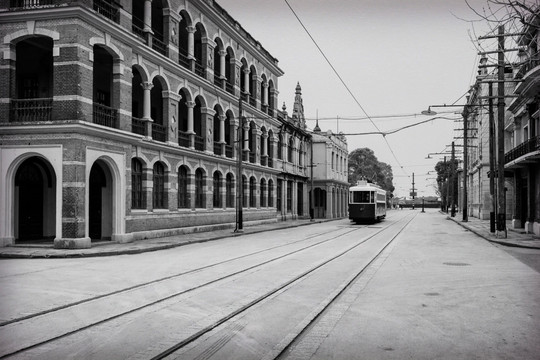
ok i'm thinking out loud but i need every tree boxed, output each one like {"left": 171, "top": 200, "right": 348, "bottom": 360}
{"left": 434, "top": 159, "right": 459, "bottom": 211}
{"left": 348, "top": 148, "right": 395, "bottom": 196}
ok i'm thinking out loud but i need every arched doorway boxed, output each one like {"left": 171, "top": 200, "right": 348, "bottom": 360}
{"left": 15, "top": 157, "right": 56, "bottom": 242}
{"left": 89, "top": 161, "right": 113, "bottom": 241}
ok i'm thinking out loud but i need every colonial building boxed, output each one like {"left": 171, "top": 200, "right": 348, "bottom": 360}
{"left": 462, "top": 57, "right": 516, "bottom": 225}
{"left": 506, "top": 12, "right": 540, "bottom": 236}
{"left": 310, "top": 120, "right": 349, "bottom": 220}
{"left": 0, "top": 0, "right": 314, "bottom": 248}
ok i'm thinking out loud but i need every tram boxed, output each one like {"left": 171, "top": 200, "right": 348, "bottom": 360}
{"left": 348, "top": 180, "right": 387, "bottom": 223}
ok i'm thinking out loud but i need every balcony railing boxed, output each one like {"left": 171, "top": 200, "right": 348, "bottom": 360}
{"left": 93, "top": 103, "right": 118, "bottom": 128}
{"left": 213, "top": 142, "right": 222, "bottom": 156}
{"left": 10, "top": 98, "right": 52, "bottom": 122}
{"left": 249, "top": 96, "right": 256, "bottom": 107}
{"left": 214, "top": 75, "right": 222, "bottom": 87}
{"left": 267, "top": 107, "right": 274, "bottom": 117}
{"left": 151, "top": 34, "right": 168, "bottom": 56}
{"left": 194, "top": 134, "right": 204, "bottom": 151}
{"left": 178, "top": 130, "right": 190, "bottom": 148}
{"left": 93, "top": 0, "right": 120, "bottom": 23}
{"left": 10, "top": 0, "right": 53, "bottom": 7}
{"left": 194, "top": 62, "right": 206, "bottom": 77}
{"left": 132, "top": 117, "right": 146, "bottom": 136}
{"left": 505, "top": 135, "right": 540, "bottom": 164}
{"left": 152, "top": 123, "right": 166, "bottom": 142}
{"left": 225, "top": 144, "right": 233, "bottom": 158}
{"left": 132, "top": 16, "right": 145, "bottom": 40}
{"left": 178, "top": 50, "right": 190, "bottom": 70}
{"left": 225, "top": 81, "right": 234, "bottom": 95}
{"left": 268, "top": 157, "right": 273, "bottom": 168}
{"left": 249, "top": 152, "right": 255, "bottom": 163}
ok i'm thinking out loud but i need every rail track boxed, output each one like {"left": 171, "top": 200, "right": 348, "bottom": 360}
{"left": 1, "top": 211, "right": 415, "bottom": 359}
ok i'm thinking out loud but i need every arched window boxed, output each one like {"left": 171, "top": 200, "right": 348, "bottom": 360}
{"left": 213, "top": 172, "right": 221, "bottom": 208}
{"left": 268, "top": 130, "right": 274, "bottom": 167}
{"left": 242, "top": 175, "right": 248, "bottom": 208}
{"left": 249, "top": 122, "right": 256, "bottom": 163}
{"left": 195, "top": 168, "right": 205, "bottom": 208}
{"left": 132, "top": 158, "right": 145, "bottom": 209}
{"left": 277, "top": 134, "right": 283, "bottom": 160}
{"left": 153, "top": 162, "right": 166, "bottom": 209}
{"left": 178, "top": 166, "right": 189, "bottom": 209}
{"left": 250, "top": 177, "right": 256, "bottom": 208}
{"left": 268, "top": 179, "right": 274, "bottom": 207}
{"left": 288, "top": 137, "right": 294, "bottom": 163}
{"left": 260, "top": 178, "right": 267, "bottom": 207}
{"left": 299, "top": 142, "right": 304, "bottom": 166}
{"left": 226, "top": 173, "right": 234, "bottom": 208}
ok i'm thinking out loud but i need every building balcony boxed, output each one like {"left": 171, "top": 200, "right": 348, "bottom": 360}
{"left": 178, "top": 131, "right": 190, "bottom": 148}
{"left": 10, "top": 98, "right": 52, "bottom": 122}
{"left": 93, "top": 0, "right": 120, "bottom": 23}
{"left": 151, "top": 123, "right": 166, "bottom": 142}
{"left": 505, "top": 135, "right": 540, "bottom": 167}
{"left": 93, "top": 103, "right": 118, "bottom": 128}
{"left": 132, "top": 117, "right": 146, "bottom": 136}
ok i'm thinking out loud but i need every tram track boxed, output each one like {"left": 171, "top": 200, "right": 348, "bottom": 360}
{"left": 2, "top": 213, "right": 413, "bottom": 359}
{"left": 150, "top": 212, "right": 416, "bottom": 360}
{"left": 0, "top": 225, "right": 371, "bottom": 359}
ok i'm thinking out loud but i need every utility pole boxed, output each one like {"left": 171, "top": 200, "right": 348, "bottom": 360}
{"left": 462, "top": 104, "right": 469, "bottom": 222}
{"left": 489, "top": 81, "right": 496, "bottom": 233}
{"left": 496, "top": 25, "right": 507, "bottom": 237}
{"left": 451, "top": 141, "right": 456, "bottom": 217}
{"left": 411, "top": 172, "right": 415, "bottom": 210}
{"left": 235, "top": 94, "right": 244, "bottom": 232}
{"left": 444, "top": 156, "right": 448, "bottom": 213}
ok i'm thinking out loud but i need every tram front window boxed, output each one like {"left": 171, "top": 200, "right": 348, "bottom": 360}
{"left": 352, "top": 191, "right": 372, "bottom": 203}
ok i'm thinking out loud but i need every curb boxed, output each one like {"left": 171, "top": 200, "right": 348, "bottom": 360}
{"left": 0, "top": 219, "right": 334, "bottom": 259}
{"left": 444, "top": 213, "right": 540, "bottom": 250}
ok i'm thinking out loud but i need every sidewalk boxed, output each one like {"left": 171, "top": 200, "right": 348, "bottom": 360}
{"left": 0, "top": 218, "right": 332, "bottom": 259}
{"left": 444, "top": 211, "right": 540, "bottom": 249}
{"left": 1, "top": 212, "right": 538, "bottom": 259}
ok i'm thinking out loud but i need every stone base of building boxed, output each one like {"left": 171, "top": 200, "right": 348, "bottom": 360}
{"left": 131, "top": 218, "right": 278, "bottom": 242}
{"left": 525, "top": 221, "right": 540, "bottom": 236}
{"left": 512, "top": 218, "right": 522, "bottom": 228}
{"left": 111, "top": 233, "right": 134, "bottom": 243}
{"left": 54, "top": 237, "right": 91, "bottom": 249}
{"left": 0, "top": 237, "right": 15, "bottom": 247}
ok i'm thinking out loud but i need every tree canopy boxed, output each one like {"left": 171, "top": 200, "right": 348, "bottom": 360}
{"left": 348, "top": 148, "right": 395, "bottom": 196}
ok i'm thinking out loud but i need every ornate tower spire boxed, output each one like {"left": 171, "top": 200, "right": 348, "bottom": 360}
{"left": 291, "top": 82, "right": 306, "bottom": 129}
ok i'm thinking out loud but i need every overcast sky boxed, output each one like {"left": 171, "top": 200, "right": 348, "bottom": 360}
{"left": 218, "top": 0, "right": 496, "bottom": 198}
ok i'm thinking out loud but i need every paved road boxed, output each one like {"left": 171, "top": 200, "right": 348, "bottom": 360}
{"left": 0, "top": 209, "right": 538, "bottom": 359}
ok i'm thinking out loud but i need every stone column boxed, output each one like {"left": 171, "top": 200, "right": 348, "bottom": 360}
{"left": 141, "top": 81, "right": 153, "bottom": 138}
{"left": 186, "top": 100, "right": 195, "bottom": 148}
{"left": 243, "top": 68, "right": 250, "bottom": 96}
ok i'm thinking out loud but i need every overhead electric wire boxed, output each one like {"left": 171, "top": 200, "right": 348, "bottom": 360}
{"left": 341, "top": 116, "right": 459, "bottom": 136}
{"left": 283, "top": 0, "right": 409, "bottom": 176}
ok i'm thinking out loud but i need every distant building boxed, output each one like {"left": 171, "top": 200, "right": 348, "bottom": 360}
{"left": 310, "top": 120, "right": 349, "bottom": 219}
{"left": 0, "top": 0, "right": 323, "bottom": 248}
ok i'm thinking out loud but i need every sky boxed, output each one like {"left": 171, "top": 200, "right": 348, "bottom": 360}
{"left": 218, "top": 0, "right": 497, "bottom": 198}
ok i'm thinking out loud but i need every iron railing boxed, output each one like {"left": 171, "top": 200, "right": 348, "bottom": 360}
{"left": 178, "top": 131, "right": 190, "bottom": 148}
{"left": 505, "top": 135, "right": 540, "bottom": 164}
{"left": 194, "top": 134, "right": 204, "bottom": 151}
{"left": 151, "top": 34, "right": 168, "bottom": 56}
{"left": 131, "top": 16, "right": 145, "bottom": 40}
{"left": 93, "top": 103, "right": 118, "bottom": 128}
{"left": 268, "top": 157, "right": 273, "bottom": 168}
{"left": 152, "top": 123, "right": 166, "bottom": 142}
{"left": 249, "top": 96, "right": 256, "bottom": 107}
{"left": 132, "top": 117, "right": 146, "bottom": 136}
{"left": 225, "top": 144, "right": 233, "bottom": 158}
{"left": 225, "top": 81, "right": 234, "bottom": 95}
{"left": 178, "top": 50, "right": 190, "bottom": 70}
{"left": 214, "top": 142, "right": 222, "bottom": 156}
{"left": 194, "top": 62, "right": 206, "bottom": 77}
{"left": 93, "top": 0, "right": 120, "bottom": 23}
{"left": 10, "top": 0, "right": 53, "bottom": 7}
{"left": 10, "top": 98, "right": 52, "bottom": 122}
